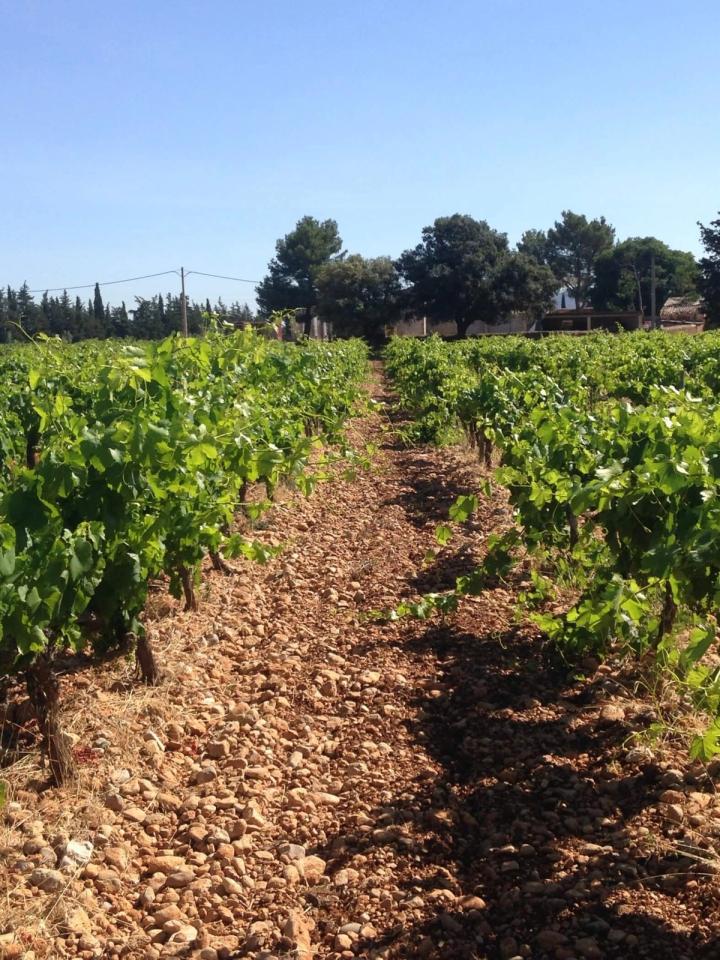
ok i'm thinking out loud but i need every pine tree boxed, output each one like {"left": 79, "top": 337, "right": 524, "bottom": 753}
{"left": 17, "top": 283, "right": 41, "bottom": 334}
{"left": 59, "top": 290, "right": 73, "bottom": 338}
{"left": 74, "top": 296, "right": 86, "bottom": 340}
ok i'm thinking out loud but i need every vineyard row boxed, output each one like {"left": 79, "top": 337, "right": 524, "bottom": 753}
{"left": 0, "top": 330, "right": 368, "bottom": 783}
{"left": 385, "top": 332, "right": 720, "bottom": 759}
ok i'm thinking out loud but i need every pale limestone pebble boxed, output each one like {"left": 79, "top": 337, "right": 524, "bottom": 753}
{"left": 221, "top": 875, "right": 244, "bottom": 895}
{"left": 278, "top": 841, "right": 306, "bottom": 860}
{"left": 62, "top": 905, "right": 94, "bottom": 936}
{"left": 59, "top": 838, "right": 94, "bottom": 871}
{"left": 241, "top": 800, "right": 265, "bottom": 828}
{"left": 332, "top": 867, "right": 360, "bottom": 886}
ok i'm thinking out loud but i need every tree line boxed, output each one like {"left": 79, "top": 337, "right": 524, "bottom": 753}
{"left": 4, "top": 209, "right": 719, "bottom": 344}
{"left": 0, "top": 283, "right": 254, "bottom": 343}
{"left": 257, "top": 211, "right": 717, "bottom": 341}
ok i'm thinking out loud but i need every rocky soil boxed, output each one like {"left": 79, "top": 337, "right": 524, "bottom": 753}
{"left": 2, "top": 367, "right": 720, "bottom": 960}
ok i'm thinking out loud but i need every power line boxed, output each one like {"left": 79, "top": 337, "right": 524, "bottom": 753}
{"left": 187, "top": 269, "right": 260, "bottom": 284}
{"left": 28, "top": 269, "right": 179, "bottom": 294}
{"left": 26, "top": 267, "right": 260, "bottom": 294}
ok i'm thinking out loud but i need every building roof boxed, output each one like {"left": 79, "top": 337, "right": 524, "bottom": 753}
{"left": 659, "top": 297, "right": 705, "bottom": 325}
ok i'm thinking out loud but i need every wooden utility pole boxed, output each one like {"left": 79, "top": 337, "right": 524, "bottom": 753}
{"left": 180, "top": 266, "right": 188, "bottom": 337}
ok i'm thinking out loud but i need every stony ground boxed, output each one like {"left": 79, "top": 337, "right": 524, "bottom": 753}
{"left": 2, "top": 368, "right": 720, "bottom": 960}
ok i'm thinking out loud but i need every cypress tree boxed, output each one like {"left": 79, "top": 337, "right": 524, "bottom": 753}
{"left": 93, "top": 283, "right": 105, "bottom": 323}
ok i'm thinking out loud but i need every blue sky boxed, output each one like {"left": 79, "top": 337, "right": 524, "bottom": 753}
{"left": 1, "top": 0, "right": 718, "bottom": 308}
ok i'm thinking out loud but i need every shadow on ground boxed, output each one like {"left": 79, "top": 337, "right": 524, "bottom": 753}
{"left": 330, "top": 615, "right": 720, "bottom": 958}
{"left": 303, "top": 385, "right": 719, "bottom": 958}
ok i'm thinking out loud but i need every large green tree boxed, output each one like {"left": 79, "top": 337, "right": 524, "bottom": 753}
{"left": 533, "top": 211, "right": 616, "bottom": 307}
{"left": 496, "top": 251, "right": 558, "bottom": 322}
{"left": 256, "top": 216, "right": 344, "bottom": 334}
{"left": 699, "top": 214, "right": 720, "bottom": 326}
{"left": 316, "top": 254, "right": 401, "bottom": 345}
{"left": 593, "top": 237, "right": 697, "bottom": 315}
{"left": 397, "top": 214, "right": 556, "bottom": 338}
{"left": 517, "top": 228, "right": 552, "bottom": 267}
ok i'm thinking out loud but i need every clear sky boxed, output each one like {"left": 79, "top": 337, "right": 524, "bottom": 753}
{"left": 1, "top": 0, "right": 718, "bottom": 308}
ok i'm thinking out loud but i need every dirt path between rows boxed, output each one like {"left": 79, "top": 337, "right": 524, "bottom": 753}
{"left": 3, "top": 364, "right": 720, "bottom": 960}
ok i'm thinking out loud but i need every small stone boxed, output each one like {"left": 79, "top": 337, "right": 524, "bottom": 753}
{"left": 171, "top": 924, "right": 198, "bottom": 944}
{"left": 499, "top": 936, "right": 518, "bottom": 959}
{"left": 64, "top": 906, "right": 92, "bottom": 936}
{"left": 157, "top": 792, "right": 182, "bottom": 812}
{"left": 104, "top": 846, "right": 130, "bottom": 871}
{"left": 575, "top": 937, "right": 602, "bottom": 959}
{"left": 660, "top": 789, "right": 685, "bottom": 805}
{"left": 22, "top": 838, "right": 46, "bottom": 855}
{"left": 598, "top": 704, "right": 625, "bottom": 726}
{"left": 222, "top": 875, "right": 244, "bottom": 895}
{"left": 140, "top": 886, "right": 155, "bottom": 907}
{"left": 427, "top": 888, "right": 456, "bottom": 904}
{"left": 283, "top": 911, "right": 313, "bottom": 958}
{"left": 193, "top": 766, "right": 217, "bottom": 785}
{"left": 662, "top": 803, "right": 684, "bottom": 823}
{"left": 78, "top": 934, "right": 100, "bottom": 952}
{"left": 458, "top": 895, "right": 486, "bottom": 911}
{"left": 153, "top": 905, "right": 183, "bottom": 925}
{"left": 241, "top": 800, "right": 265, "bottom": 828}
{"left": 165, "top": 869, "right": 194, "bottom": 888}
{"left": 146, "top": 855, "right": 186, "bottom": 874}
{"left": 123, "top": 806, "right": 146, "bottom": 824}
{"left": 207, "top": 740, "right": 230, "bottom": 759}
{"left": 29, "top": 868, "right": 65, "bottom": 893}
{"left": 298, "top": 855, "right": 326, "bottom": 883}
{"left": 279, "top": 842, "right": 306, "bottom": 861}
{"left": 536, "top": 930, "right": 568, "bottom": 949}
